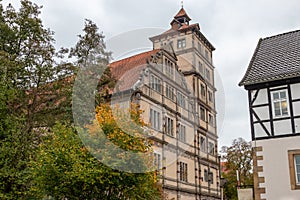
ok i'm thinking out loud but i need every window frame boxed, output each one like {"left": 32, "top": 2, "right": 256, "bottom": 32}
{"left": 165, "top": 116, "right": 174, "bottom": 136}
{"left": 150, "top": 108, "right": 161, "bottom": 131}
{"left": 271, "top": 90, "right": 289, "bottom": 118}
{"left": 166, "top": 84, "right": 175, "bottom": 101}
{"left": 153, "top": 152, "right": 162, "bottom": 171}
{"left": 179, "top": 161, "right": 188, "bottom": 182}
{"left": 150, "top": 74, "right": 162, "bottom": 93}
{"left": 178, "top": 124, "right": 186, "bottom": 142}
{"left": 177, "top": 38, "right": 186, "bottom": 49}
{"left": 288, "top": 150, "right": 300, "bottom": 190}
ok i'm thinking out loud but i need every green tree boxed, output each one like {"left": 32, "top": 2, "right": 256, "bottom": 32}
{"left": 221, "top": 138, "right": 253, "bottom": 200}
{"left": 30, "top": 104, "right": 162, "bottom": 199}
{"left": 0, "top": 1, "right": 73, "bottom": 198}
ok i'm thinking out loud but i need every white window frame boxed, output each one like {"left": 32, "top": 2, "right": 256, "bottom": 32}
{"left": 150, "top": 108, "right": 161, "bottom": 131}
{"left": 153, "top": 152, "right": 162, "bottom": 170}
{"left": 150, "top": 74, "right": 162, "bottom": 93}
{"left": 177, "top": 38, "right": 186, "bottom": 49}
{"left": 271, "top": 90, "right": 289, "bottom": 118}
{"left": 177, "top": 91, "right": 186, "bottom": 108}
{"left": 166, "top": 84, "right": 175, "bottom": 101}
{"left": 165, "top": 116, "right": 174, "bottom": 136}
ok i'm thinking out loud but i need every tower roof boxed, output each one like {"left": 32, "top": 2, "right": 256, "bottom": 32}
{"left": 174, "top": 7, "right": 191, "bottom": 21}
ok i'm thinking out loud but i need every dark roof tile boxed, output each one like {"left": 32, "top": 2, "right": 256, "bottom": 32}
{"left": 239, "top": 29, "right": 300, "bottom": 86}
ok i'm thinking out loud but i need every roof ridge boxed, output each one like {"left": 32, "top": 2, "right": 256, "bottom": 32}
{"left": 110, "top": 49, "right": 160, "bottom": 67}
{"left": 263, "top": 29, "right": 300, "bottom": 41}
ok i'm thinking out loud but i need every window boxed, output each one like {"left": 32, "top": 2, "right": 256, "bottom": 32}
{"left": 205, "top": 68, "right": 211, "bottom": 81}
{"left": 288, "top": 150, "right": 300, "bottom": 190}
{"left": 204, "top": 169, "right": 208, "bottom": 182}
{"left": 205, "top": 50, "right": 209, "bottom": 60}
{"left": 198, "top": 42, "right": 202, "bottom": 53}
{"left": 208, "top": 142, "right": 215, "bottom": 155}
{"left": 150, "top": 75, "right": 162, "bottom": 93}
{"left": 200, "top": 106, "right": 205, "bottom": 121}
{"left": 177, "top": 92, "right": 186, "bottom": 108}
{"left": 179, "top": 162, "right": 188, "bottom": 182}
{"left": 200, "top": 137, "right": 206, "bottom": 152}
{"left": 153, "top": 153, "right": 161, "bottom": 170}
{"left": 272, "top": 90, "right": 288, "bottom": 117}
{"left": 150, "top": 108, "right": 161, "bottom": 130}
{"left": 209, "top": 172, "right": 214, "bottom": 184}
{"left": 165, "top": 59, "right": 174, "bottom": 78}
{"left": 178, "top": 124, "right": 186, "bottom": 142}
{"left": 208, "top": 91, "right": 213, "bottom": 102}
{"left": 200, "top": 84, "right": 206, "bottom": 97}
{"left": 177, "top": 38, "right": 186, "bottom": 49}
{"left": 198, "top": 62, "right": 204, "bottom": 75}
{"left": 166, "top": 84, "right": 175, "bottom": 100}
{"left": 209, "top": 114, "right": 214, "bottom": 126}
{"left": 165, "top": 117, "right": 174, "bottom": 136}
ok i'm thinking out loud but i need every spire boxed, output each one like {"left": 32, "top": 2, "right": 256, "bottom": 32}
{"left": 171, "top": 6, "right": 191, "bottom": 26}
{"left": 181, "top": 0, "right": 184, "bottom": 8}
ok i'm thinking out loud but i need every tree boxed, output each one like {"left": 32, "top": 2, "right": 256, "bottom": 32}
{"left": 0, "top": 1, "right": 73, "bottom": 198}
{"left": 221, "top": 138, "right": 253, "bottom": 200}
{"left": 30, "top": 104, "right": 162, "bottom": 200}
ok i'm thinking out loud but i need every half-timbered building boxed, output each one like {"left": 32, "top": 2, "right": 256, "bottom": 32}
{"left": 239, "top": 30, "right": 300, "bottom": 200}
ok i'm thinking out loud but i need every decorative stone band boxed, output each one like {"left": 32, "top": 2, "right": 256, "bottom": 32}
{"left": 253, "top": 146, "right": 266, "bottom": 200}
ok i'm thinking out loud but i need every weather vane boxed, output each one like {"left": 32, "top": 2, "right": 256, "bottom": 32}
{"left": 181, "top": 0, "right": 184, "bottom": 8}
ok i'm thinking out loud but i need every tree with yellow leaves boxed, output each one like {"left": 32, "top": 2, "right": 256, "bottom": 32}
{"left": 30, "top": 103, "right": 162, "bottom": 199}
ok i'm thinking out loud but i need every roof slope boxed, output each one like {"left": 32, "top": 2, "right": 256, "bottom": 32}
{"left": 239, "top": 30, "right": 300, "bottom": 86}
{"left": 110, "top": 49, "right": 160, "bottom": 91}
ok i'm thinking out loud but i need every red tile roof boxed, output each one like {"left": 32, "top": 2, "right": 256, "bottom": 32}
{"left": 174, "top": 8, "right": 191, "bottom": 20}
{"left": 110, "top": 49, "right": 161, "bottom": 91}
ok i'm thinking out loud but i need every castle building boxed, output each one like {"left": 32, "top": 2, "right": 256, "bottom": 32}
{"left": 110, "top": 7, "right": 221, "bottom": 200}
{"left": 239, "top": 30, "right": 300, "bottom": 200}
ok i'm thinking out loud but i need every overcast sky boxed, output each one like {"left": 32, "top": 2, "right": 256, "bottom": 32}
{"left": 3, "top": 0, "right": 300, "bottom": 147}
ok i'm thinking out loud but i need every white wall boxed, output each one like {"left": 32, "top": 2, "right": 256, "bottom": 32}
{"left": 254, "top": 136, "right": 300, "bottom": 200}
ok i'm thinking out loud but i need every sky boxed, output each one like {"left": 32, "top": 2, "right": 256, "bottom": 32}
{"left": 3, "top": 0, "right": 300, "bottom": 147}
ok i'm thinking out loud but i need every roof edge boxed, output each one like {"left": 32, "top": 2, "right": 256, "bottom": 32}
{"left": 263, "top": 29, "right": 300, "bottom": 41}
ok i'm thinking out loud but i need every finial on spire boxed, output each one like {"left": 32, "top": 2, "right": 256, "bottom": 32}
{"left": 181, "top": 0, "right": 184, "bottom": 8}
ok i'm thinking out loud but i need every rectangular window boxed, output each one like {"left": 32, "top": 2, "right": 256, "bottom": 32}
{"left": 201, "top": 84, "right": 206, "bottom": 97}
{"left": 272, "top": 90, "right": 288, "bottom": 117}
{"left": 177, "top": 92, "right": 186, "bottom": 108}
{"left": 153, "top": 153, "right": 161, "bottom": 170}
{"left": 150, "top": 108, "right": 161, "bottom": 130}
{"left": 208, "top": 91, "right": 213, "bottom": 102}
{"left": 198, "top": 62, "right": 204, "bottom": 75}
{"left": 178, "top": 124, "right": 186, "bottom": 142}
{"left": 295, "top": 155, "right": 300, "bottom": 184}
{"left": 208, "top": 114, "right": 214, "bottom": 126}
{"left": 150, "top": 75, "right": 162, "bottom": 93}
{"left": 177, "top": 38, "right": 186, "bottom": 49}
{"left": 199, "top": 106, "right": 205, "bottom": 121}
{"left": 200, "top": 137, "right": 206, "bottom": 152}
{"left": 179, "top": 162, "right": 188, "bottom": 182}
{"left": 209, "top": 172, "right": 214, "bottom": 184}
{"left": 205, "top": 50, "right": 209, "bottom": 61}
{"left": 166, "top": 84, "right": 175, "bottom": 101}
{"left": 205, "top": 68, "right": 211, "bottom": 81}
{"left": 288, "top": 150, "right": 300, "bottom": 190}
{"left": 165, "top": 117, "right": 174, "bottom": 136}
{"left": 198, "top": 43, "right": 202, "bottom": 54}
{"left": 204, "top": 169, "right": 208, "bottom": 182}
{"left": 165, "top": 59, "right": 174, "bottom": 78}
{"left": 208, "top": 142, "right": 215, "bottom": 155}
